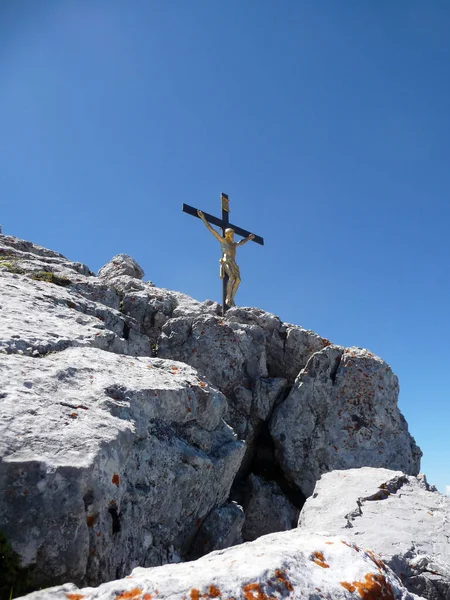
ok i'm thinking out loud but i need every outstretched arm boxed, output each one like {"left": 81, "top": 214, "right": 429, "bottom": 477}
{"left": 237, "top": 233, "right": 255, "bottom": 247}
{"left": 197, "top": 210, "right": 223, "bottom": 242}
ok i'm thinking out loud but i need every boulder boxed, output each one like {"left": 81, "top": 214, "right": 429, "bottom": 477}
{"left": 188, "top": 501, "right": 244, "bottom": 559}
{"left": 0, "top": 348, "right": 245, "bottom": 589}
{"left": 299, "top": 467, "right": 450, "bottom": 600}
{"left": 98, "top": 254, "right": 145, "bottom": 281}
{"left": 19, "top": 530, "right": 421, "bottom": 600}
{"left": 270, "top": 345, "right": 422, "bottom": 497}
{"left": 240, "top": 474, "right": 299, "bottom": 542}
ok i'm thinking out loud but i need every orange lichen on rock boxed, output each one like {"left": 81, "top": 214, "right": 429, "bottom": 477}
{"left": 143, "top": 595, "right": 152, "bottom": 600}
{"left": 112, "top": 473, "right": 120, "bottom": 486}
{"left": 342, "top": 540, "right": 360, "bottom": 552}
{"left": 208, "top": 586, "right": 221, "bottom": 597}
{"left": 66, "top": 594, "right": 85, "bottom": 600}
{"left": 190, "top": 589, "right": 201, "bottom": 600}
{"left": 86, "top": 514, "right": 98, "bottom": 528}
{"left": 366, "top": 550, "right": 387, "bottom": 572}
{"left": 340, "top": 573, "right": 394, "bottom": 600}
{"left": 115, "top": 589, "right": 143, "bottom": 600}
{"left": 274, "top": 569, "right": 293, "bottom": 592}
{"left": 242, "top": 583, "right": 274, "bottom": 600}
{"left": 311, "top": 551, "right": 330, "bottom": 568}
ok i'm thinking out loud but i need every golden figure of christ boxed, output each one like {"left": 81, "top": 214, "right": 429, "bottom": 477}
{"left": 197, "top": 210, "right": 255, "bottom": 307}
{"left": 182, "top": 194, "right": 264, "bottom": 314}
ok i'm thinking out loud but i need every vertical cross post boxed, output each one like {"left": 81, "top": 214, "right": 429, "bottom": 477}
{"left": 220, "top": 193, "right": 230, "bottom": 316}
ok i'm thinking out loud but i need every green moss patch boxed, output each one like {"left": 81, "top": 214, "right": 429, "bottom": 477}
{"left": 30, "top": 272, "right": 72, "bottom": 287}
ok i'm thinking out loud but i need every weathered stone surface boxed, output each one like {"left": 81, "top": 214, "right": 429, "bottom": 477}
{"left": 0, "top": 269, "right": 150, "bottom": 357}
{"left": 188, "top": 501, "right": 244, "bottom": 559}
{"left": 299, "top": 468, "right": 450, "bottom": 600}
{"left": 0, "top": 235, "right": 92, "bottom": 277}
{"left": 158, "top": 312, "right": 289, "bottom": 475}
{"left": 20, "top": 530, "right": 421, "bottom": 600}
{"left": 1, "top": 233, "right": 428, "bottom": 597}
{"left": 159, "top": 314, "right": 268, "bottom": 430}
{"left": 270, "top": 345, "right": 422, "bottom": 497}
{"left": 97, "top": 254, "right": 145, "bottom": 281}
{"left": 226, "top": 307, "right": 331, "bottom": 382}
{"left": 119, "top": 287, "right": 221, "bottom": 348}
{"left": 0, "top": 348, "right": 245, "bottom": 589}
{"left": 241, "top": 474, "right": 299, "bottom": 542}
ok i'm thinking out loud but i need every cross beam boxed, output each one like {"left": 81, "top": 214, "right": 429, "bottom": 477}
{"left": 182, "top": 202, "right": 264, "bottom": 246}
{"left": 182, "top": 193, "right": 264, "bottom": 314}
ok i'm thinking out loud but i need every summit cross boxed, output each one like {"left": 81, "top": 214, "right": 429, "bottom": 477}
{"left": 182, "top": 193, "right": 264, "bottom": 315}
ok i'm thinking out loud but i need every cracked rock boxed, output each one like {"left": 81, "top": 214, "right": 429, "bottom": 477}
{"left": 19, "top": 531, "right": 420, "bottom": 600}
{"left": 270, "top": 345, "right": 422, "bottom": 497}
{"left": 299, "top": 467, "right": 450, "bottom": 600}
{"left": 0, "top": 348, "right": 245, "bottom": 589}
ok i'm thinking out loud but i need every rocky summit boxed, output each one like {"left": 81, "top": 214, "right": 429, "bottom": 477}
{"left": 0, "top": 233, "right": 445, "bottom": 600}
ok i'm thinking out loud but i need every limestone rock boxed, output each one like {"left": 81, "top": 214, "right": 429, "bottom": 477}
{"left": 0, "top": 234, "right": 92, "bottom": 277}
{"left": 0, "top": 347, "right": 245, "bottom": 589}
{"left": 241, "top": 474, "right": 299, "bottom": 542}
{"left": 270, "top": 345, "right": 422, "bottom": 497}
{"left": 158, "top": 313, "right": 287, "bottom": 471}
{"left": 226, "top": 307, "right": 331, "bottom": 382}
{"left": 0, "top": 269, "right": 150, "bottom": 357}
{"left": 188, "top": 501, "right": 244, "bottom": 559}
{"left": 20, "top": 530, "right": 421, "bottom": 600}
{"left": 0, "top": 233, "right": 428, "bottom": 597}
{"left": 299, "top": 468, "right": 450, "bottom": 600}
{"left": 98, "top": 254, "right": 145, "bottom": 281}
{"left": 119, "top": 287, "right": 221, "bottom": 348}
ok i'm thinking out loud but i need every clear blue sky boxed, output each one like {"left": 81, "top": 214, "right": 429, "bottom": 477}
{"left": 1, "top": 1, "right": 449, "bottom": 492}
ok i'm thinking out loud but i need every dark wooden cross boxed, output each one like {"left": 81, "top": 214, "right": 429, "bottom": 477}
{"left": 183, "top": 193, "right": 264, "bottom": 314}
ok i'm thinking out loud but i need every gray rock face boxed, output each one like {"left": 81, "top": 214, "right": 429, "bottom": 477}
{"left": 270, "top": 345, "right": 422, "bottom": 497}
{"left": 1, "top": 233, "right": 427, "bottom": 596}
{"left": 241, "top": 474, "right": 299, "bottom": 542}
{"left": 0, "top": 235, "right": 92, "bottom": 277}
{"left": 98, "top": 254, "right": 145, "bottom": 281}
{"left": 0, "top": 269, "right": 150, "bottom": 357}
{"left": 226, "top": 307, "right": 331, "bottom": 382}
{"left": 158, "top": 313, "right": 272, "bottom": 452}
{"left": 188, "top": 501, "right": 244, "bottom": 559}
{"left": 20, "top": 530, "right": 421, "bottom": 600}
{"left": 299, "top": 468, "right": 450, "bottom": 600}
{"left": 157, "top": 308, "right": 339, "bottom": 475}
{"left": 0, "top": 347, "right": 244, "bottom": 588}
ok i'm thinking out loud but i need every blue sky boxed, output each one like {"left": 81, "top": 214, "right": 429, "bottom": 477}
{"left": 1, "top": 1, "right": 449, "bottom": 491}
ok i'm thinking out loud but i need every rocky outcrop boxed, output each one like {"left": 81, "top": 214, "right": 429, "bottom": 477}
{"left": 270, "top": 346, "right": 422, "bottom": 497}
{"left": 97, "top": 254, "right": 145, "bottom": 282}
{"left": 0, "top": 347, "right": 244, "bottom": 589}
{"left": 21, "top": 530, "right": 420, "bottom": 600}
{"left": 158, "top": 309, "right": 332, "bottom": 471}
{"left": 299, "top": 468, "right": 450, "bottom": 600}
{"left": 0, "top": 233, "right": 425, "bottom": 597}
{"left": 0, "top": 268, "right": 150, "bottom": 357}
